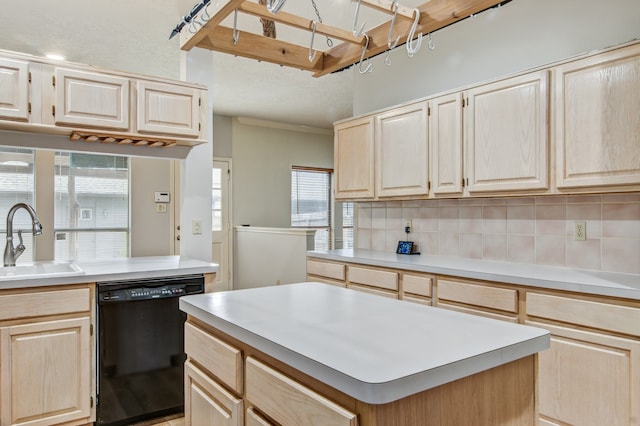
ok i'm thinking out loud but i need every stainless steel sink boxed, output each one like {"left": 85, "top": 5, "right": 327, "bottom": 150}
{"left": 0, "top": 261, "right": 84, "bottom": 281}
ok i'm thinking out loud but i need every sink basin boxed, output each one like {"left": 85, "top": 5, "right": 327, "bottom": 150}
{"left": 0, "top": 261, "right": 85, "bottom": 281}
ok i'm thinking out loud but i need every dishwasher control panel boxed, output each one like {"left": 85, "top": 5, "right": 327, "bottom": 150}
{"left": 97, "top": 275, "right": 205, "bottom": 303}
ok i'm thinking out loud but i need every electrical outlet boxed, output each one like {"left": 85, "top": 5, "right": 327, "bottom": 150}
{"left": 574, "top": 221, "right": 586, "bottom": 241}
{"left": 156, "top": 203, "right": 167, "bottom": 213}
{"left": 404, "top": 219, "right": 412, "bottom": 233}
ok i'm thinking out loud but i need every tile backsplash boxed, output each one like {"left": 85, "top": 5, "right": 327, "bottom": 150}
{"left": 355, "top": 193, "right": 640, "bottom": 274}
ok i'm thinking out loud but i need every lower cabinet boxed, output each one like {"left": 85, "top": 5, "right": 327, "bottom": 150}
{"left": 527, "top": 321, "right": 639, "bottom": 426}
{"left": 185, "top": 361, "right": 243, "bottom": 426}
{"left": 0, "top": 284, "right": 95, "bottom": 426}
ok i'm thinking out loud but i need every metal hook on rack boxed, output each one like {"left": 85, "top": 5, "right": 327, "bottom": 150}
{"left": 358, "top": 34, "right": 372, "bottom": 74}
{"left": 188, "top": 18, "right": 203, "bottom": 34}
{"left": 266, "top": 0, "right": 287, "bottom": 14}
{"left": 406, "top": 8, "right": 423, "bottom": 57}
{"left": 427, "top": 33, "right": 435, "bottom": 50}
{"left": 308, "top": 20, "right": 318, "bottom": 62}
{"left": 200, "top": 2, "right": 212, "bottom": 22}
{"left": 351, "top": 0, "right": 366, "bottom": 37}
{"left": 232, "top": 9, "right": 239, "bottom": 45}
{"left": 387, "top": 0, "right": 401, "bottom": 50}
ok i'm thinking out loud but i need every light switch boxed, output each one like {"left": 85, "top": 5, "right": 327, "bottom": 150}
{"left": 192, "top": 219, "right": 202, "bottom": 235}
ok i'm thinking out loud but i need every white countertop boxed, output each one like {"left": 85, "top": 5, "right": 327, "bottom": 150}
{"left": 0, "top": 256, "right": 218, "bottom": 289}
{"left": 180, "top": 282, "right": 549, "bottom": 404}
{"left": 309, "top": 249, "right": 640, "bottom": 300}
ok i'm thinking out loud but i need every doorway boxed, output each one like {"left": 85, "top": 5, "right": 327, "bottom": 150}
{"left": 212, "top": 158, "right": 232, "bottom": 291}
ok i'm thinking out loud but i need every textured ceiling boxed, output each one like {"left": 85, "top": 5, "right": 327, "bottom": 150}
{"left": 0, "top": 0, "right": 370, "bottom": 129}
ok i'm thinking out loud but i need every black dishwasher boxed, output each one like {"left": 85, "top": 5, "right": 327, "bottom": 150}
{"left": 96, "top": 274, "right": 204, "bottom": 426}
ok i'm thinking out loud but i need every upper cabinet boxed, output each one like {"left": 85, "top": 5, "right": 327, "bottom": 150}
{"left": 554, "top": 43, "right": 640, "bottom": 189}
{"left": 375, "top": 102, "right": 429, "bottom": 197}
{"left": 430, "top": 92, "right": 463, "bottom": 195}
{"left": 0, "top": 49, "right": 208, "bottom": 150}
{"left": 334, "top": 116, "right": 375, "bottom": 200}
{"left": 54, "top": 68, "right": 130, "bottom": 130}
{"left": 136, "top": 80, "right": 201, "bottom": 138}
{"left": 465, "top": 70, "right": 550, "bottom": 193}
{"left": 0, "top": 57, "right": 29, "bottom": 121}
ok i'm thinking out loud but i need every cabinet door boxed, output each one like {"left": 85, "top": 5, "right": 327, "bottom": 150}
{"left": 430, "top": 93, "right": 463, "bottom": 195}
{"left": 137, "top": 80, "right": 201, "bottom": 137}
{"left": 54, "top": 68, "right": 130, "bottom": 130}
{"left": 0, "top": 57, "right": 29, "bottom": 121}
{"left": 184, "top": 361, "right": 243, "bottom": 426}
{"left": 465, "top": 70, "right": 549, "bottom": 193}
{"left": 526, "top": 321, "right": 640, "bottom": 426}
{"left": 0, "top": 317, "right": 92, "bottom": 426}
{"left": 334, "top": 116, "right": 375, "bottom": 199}
{"left": 555, "top": 43, "right": 640, "bottom": 188}
{"left": 375, "top": 102, "right": 429, "bottom": 197}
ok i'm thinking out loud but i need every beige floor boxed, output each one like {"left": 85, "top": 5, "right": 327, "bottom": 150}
{"left": 131, "top": 414, "right": 184, "bottom": 426}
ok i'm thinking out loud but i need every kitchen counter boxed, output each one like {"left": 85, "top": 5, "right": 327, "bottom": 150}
{"left": 180, "top": 282, "right": 549, "bottom": 405}
{"left": 0, "top": 256, "right": 218, "bottom": 289}
{"left": 308, "top": 249, "right": 640, "bottom": 300}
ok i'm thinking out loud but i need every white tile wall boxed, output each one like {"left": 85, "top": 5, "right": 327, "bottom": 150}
{"left": 355, "top": 193, "right": 640, "bottom": 274}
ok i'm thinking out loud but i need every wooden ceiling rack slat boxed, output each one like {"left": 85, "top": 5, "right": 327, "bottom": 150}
{"left": 178, "top": 0, "right": 510, "bottom": 77}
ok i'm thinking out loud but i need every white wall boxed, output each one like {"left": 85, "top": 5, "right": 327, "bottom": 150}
{"left": 231, "top": 119, "right": 334, "bottom": 228}
{"left": 353, "top": 0, "right": 640, "bottom": 115}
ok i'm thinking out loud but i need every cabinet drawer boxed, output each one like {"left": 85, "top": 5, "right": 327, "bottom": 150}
{"left": 438, "top": 302, "right": 518, "bottom": 323}
{"left": 307, "top": 259, "right": 345, "bottom": 281}
{"left": 348, "top": 266, "right": 398, "bottom": 291}
{"left": 185, "top": 322, "right": 243, "bottom": 393}
{"left": 185, "top": 361, "right": 243, "bottom": 426}
{"left": 349, "top": 284, "right": 398, "bottom": 299}
{"left": 307, "top": 276, "right": 346, "bottom": 288}
{"left": 245, "top": 357, "right": 357, "bottom": 426}
{"left": 437, "top": 279, "right": 518, "bottom": 313}
{"left": 402, "top": 273, "right": 432, "bottom": 297}
{"left": 246, "top": 408, "right": 274, "bottom": 426}
{"left": 0, "top": 287, "right": 91, "bottom": 321}
{"left": 526, "top": 292, "right": 640, "bottom": 337}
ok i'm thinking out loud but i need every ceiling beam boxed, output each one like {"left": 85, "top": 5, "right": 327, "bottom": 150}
{"left": 198, "top": 25, "right": 324, "bottom": 72}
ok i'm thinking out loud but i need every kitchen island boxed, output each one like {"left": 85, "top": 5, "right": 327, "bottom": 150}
{"left": 180, "top": 282, "right": 550, "bottom": 425}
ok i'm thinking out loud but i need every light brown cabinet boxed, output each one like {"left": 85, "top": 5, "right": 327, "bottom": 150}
{"left": 526, "top": 292, "right": 640, "bottom": 426}
{"left": 554, "top": 42, "right": 640, "bottom": 189}
{"left": 465, "top": 70, "right": 550, "bottom": 193}
{"left": 245, "top": 357, "right": 357, "bottom": 426}
{"left": 0, "top": 284, "right": 95, "bottom": 426}
{"left": 375, "top": 102, "right": 429, "bottom": 197}
{"left": 430, "top": 92, "right": 463, "bottom": 195}
{"left": 0, "top": 49, "right": 208, "bottom": 148}
{"left": 435, "top": 277, "right": 519, "bottom": 322}
{"left": 54, "top": 67, "right": 130, "bottom": 130}
{"left": 184, "top": 361, "right": 243, "bottom": 426}
{"left": 0, "top": 57, "right": 30, "bottom": 122}
{"left": 136, "top": 80, "right": 201, "bottom": 138}
{"left": 334, "top": 115, "right": 375, "bottom": 200}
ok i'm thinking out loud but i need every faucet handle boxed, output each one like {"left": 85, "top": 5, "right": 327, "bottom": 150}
{"left": 16, "top": 230, "right": 25, "bottom": 254}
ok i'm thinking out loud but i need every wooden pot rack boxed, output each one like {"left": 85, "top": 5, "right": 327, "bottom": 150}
{"left": 178, "top": 0, "right": 510, "bottom": 77}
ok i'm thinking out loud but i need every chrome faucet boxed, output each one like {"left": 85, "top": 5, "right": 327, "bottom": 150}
{"left": 3, "top": 203, "right": 43, "bottom": 267}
